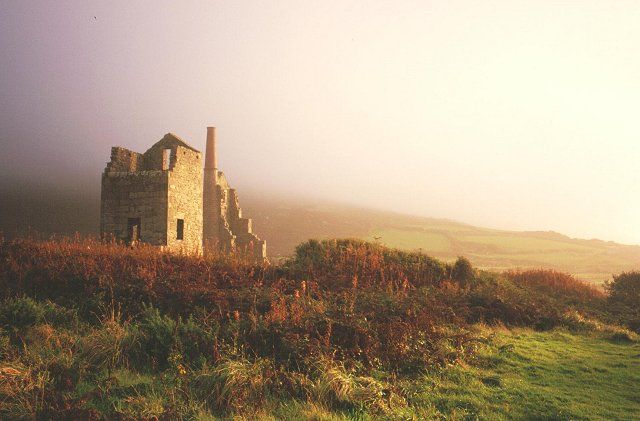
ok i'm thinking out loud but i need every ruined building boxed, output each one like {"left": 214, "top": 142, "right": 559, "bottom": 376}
{"left": 100, "top": 127, "right": 266, "bottom": 260}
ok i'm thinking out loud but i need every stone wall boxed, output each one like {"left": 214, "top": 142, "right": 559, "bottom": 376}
{"left": 106, "top": 147, "right": 143, "bottom": 172}
{"left": 100, "top": 168, "right": 169, "bottom": 245}
{"left": 226, "top": 188, "right": 267, "bottom": 260}
{"left": 166, "top": 144, "right": 203, "bottom": 254}
{"left": 100, "top": 134, "right": 203, "bottom": 253}
{"left": 203, "top": 169, "right": 235, "bottom": 250}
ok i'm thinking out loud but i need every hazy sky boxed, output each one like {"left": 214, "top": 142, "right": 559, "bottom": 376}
{"left": 2, "top": 1, "right": 640, "bottom": 243}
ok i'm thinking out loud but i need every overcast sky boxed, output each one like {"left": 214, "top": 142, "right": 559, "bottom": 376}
{"left": 2, "top": 1, "right": 640, "bottom": 243}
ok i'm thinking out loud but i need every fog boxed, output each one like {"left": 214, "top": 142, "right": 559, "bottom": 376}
{"left": 2, "top": 1, "right": 640, "bottom": 243}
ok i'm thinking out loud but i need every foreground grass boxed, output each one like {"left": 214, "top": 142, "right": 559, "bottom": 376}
{"left": 191, "top": 328, "right": 640, "bottom": 419}
{"left": 413, "top": 328, "right": 640, "bottom": 420}
{"left": 247, "top": 328, "right": 640, "bottom": 419}
{"left": 0, "top": 238, "right": 636, "bottom": 419}
{"left": 63, "top": 328, "right": 637, "bottom": 420}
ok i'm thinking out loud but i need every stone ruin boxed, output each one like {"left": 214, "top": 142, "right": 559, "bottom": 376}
{"left": 100, "top": 127, "right": 267, "bottom": 261}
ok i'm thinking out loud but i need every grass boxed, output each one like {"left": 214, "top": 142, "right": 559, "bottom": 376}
{"left": 0, "top": 237, "right": 637, "bottom": 419}
{"left": 414, "top": 328, "right": 640, "bottom": 420}
{"left": 370, "top": 228, "right": 453, "bottom": 252}
{"left": 369, "top": 225, "right": 640, "bottom": 285}
{"left": 74, "top": 328, "right": 635, "bottom": 420}
{"left": 260, "top": 328, "right": 640, "bottom": 419}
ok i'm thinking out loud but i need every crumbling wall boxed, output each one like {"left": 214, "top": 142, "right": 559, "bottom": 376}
{"left": 105, "top": 147, "right": 143, "bottom": 172}
{"left": 203, "top": 170, "right": 266, "bottom": 261}
{"left": 100, "top": 167, "right": 169, "bottom": 245}
{"left": 203, "top": 170, "right": 234, "bottom": 250}
{"left": 202, "top": 126, "right": 267, "bottom": 262}
{"left": 100, "top": 134, "right": 203, "bottom": 253}
{"left": 227, "top": 188, "right": 267, "bottom": 260}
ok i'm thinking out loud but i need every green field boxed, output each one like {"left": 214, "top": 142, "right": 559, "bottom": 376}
{"left": 411, "top": 328, "right": 640, "bottom": 420}
{"left": 95, "top": 328, "right": 638, "bottom": 420}
{"left": 369, "top": 224, "right": 640, "bottom": 285}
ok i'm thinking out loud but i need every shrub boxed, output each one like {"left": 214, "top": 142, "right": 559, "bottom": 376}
{"left": 0, "top": 331, "right": 10, "bottom": 359}
{"left": 607, "top": 272, "right": 640, "bottom": 332}
{"left": 312, "top": 358, "right": 399, "bottom": 414}
{"left": 290, "top": 239, "right": 446, "bottom": 288}
{"left": 0, "top": 297, "right": 44, "bottom": 333}
{"left": 176, "top": 316, "right": 216, "bottom": 368}
{"left": 79, "top": 319, "right": 127, "bottom": 372}
{"left": 451, "top": 257, "right": 474, "bottom": 285}
{"left": 607, "top": 272, "right": 640, "bottom": 307}
{"left": 0, "top": 236, "right": 632, "bottom": 418}
{"left": 506, "top": 270, "right": 604, "bottom": 305}
{"left": 40, "top": 301, "right": 80, "bottom": 330}
{"left": 126, "top": 305, "right": 177, "bottom": 370}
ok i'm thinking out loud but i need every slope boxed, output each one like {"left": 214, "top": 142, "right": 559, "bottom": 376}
{"left": 2, "top": 182, "right": 640, "bottom": 284}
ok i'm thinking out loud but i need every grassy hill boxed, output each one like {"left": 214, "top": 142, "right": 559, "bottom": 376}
{"left": 244, "top": 198, "right": 640, "bottom": 285}
{"left": 367, "top": 223, "right": 640, "bottom": 285}
{"left": 3, "top": 181, "right": 640, "bottom": 284}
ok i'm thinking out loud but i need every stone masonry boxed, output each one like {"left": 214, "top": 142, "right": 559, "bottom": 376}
{"left": 100, "top": 128, "right": 266, "bottom": 260}
{"left": 202, "top": 127, "right": 267, "bottom": 261}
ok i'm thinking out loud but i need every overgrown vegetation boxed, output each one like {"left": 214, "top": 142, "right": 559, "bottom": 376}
{"left": 0, "top": 237, "right": 637, "bottom": 419}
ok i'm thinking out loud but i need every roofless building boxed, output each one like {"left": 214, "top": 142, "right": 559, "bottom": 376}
{"left": 100, "top": 127, "right": 266, "bottom": 260}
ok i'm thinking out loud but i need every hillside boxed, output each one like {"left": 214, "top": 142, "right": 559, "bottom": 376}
{"left": 2, "top": 182, "right": 640, "bottom": 284}
{"left": 0, "top": 237, "right": 637, "bottom": 419}
{"left": 244, "top": 198, "right": 640, "bottom": 284}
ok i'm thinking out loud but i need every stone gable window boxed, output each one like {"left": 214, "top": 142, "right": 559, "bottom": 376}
{"left": 162, "top": 148, "right": 172, "bottom": 170}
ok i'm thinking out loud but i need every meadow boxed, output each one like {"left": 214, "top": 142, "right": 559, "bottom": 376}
{"left": 368, "top": 223, "right": 640, "bottom": 285}
{"left": 0, "top": 237, "right": 638, "bottom": 419}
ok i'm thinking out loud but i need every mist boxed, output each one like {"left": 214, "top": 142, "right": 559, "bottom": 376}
{"left": 2, "top": 1, "right": 640, "bottom": 244}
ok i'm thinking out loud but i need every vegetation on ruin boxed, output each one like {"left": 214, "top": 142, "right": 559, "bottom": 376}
{"left": 0, "top": 237, "right": 638, "bottom": 419}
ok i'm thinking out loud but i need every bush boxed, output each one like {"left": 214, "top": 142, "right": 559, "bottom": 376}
{"left": 191, "top": 357, "right": 275, "bottom": 413}
{"left": 0, "top": 297, "right": 44, "bottom": 332}
{"left": 41, "top": 301, "right": 80, "bottom": 330}
{"left": 290, "top": 239, "right": 446, "bottom": 289}
{"left": 607, "top": 272, "right": 640, "bottom": 332}
{"left": 177, "top": 316, "right": 216, "bottom": 368}
{"left": 607, "top": 272, "right": 640, "bottom": 306}
{"left": 79, "top": 319, "right": 127, "bottom": 372}
{"left": 126, "top": 305, "right": 177, "bottom": 370}
{"left": 451, "top": 257, "right": 474, "bottom": 285}
{"left": 506, "top": 270, "right": 604, "bottom": 305}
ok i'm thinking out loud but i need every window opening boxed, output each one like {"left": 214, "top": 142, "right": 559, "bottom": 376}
{"left": 127, "top": 217, "right": 141, "bottom": 244}
{"left": 162, "top": 148, "right": 172, "bottom": 170}
{"left": 176, "top": 219, "right": 184, "bottom": 240}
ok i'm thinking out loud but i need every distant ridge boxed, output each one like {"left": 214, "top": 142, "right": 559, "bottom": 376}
{"left": 2, "top": 181, "right": 639, "bottom": 284}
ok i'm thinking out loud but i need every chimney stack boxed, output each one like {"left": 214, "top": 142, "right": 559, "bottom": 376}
{"left": 205, "top": 127, "right": 217, "bottom": 169}
{"left": 203, "top": 126, "right": 219, "bottom": 246}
